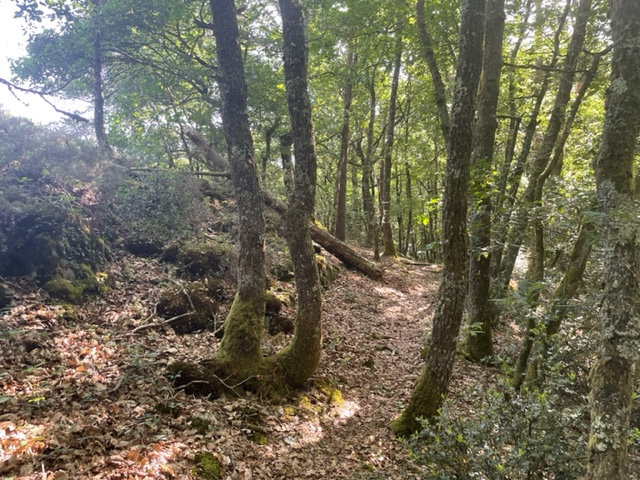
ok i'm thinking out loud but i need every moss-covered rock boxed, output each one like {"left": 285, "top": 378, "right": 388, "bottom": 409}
{"left": 157, "top": 279, "right": 225, "bottom": 334}
{"left": 193, "top": 452, "right": 222, "bottom": 480}
{"left": 176, "top": 241, "right": 236, "bottom": 279}
{"left": 0, "top": 203, "right": 107, "bottom": 291}
{"left": 43, "top": 264, "right": 108, "bottom": 304}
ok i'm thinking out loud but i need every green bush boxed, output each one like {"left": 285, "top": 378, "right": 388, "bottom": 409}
{"left": 407, "top": 379, "right": 588, "bottom": 479}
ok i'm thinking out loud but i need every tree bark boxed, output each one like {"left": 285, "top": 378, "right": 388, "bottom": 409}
{"left": 333, "top": 48, "right": 354, "bottom": 241}
{"left": 416, "top": 0, "right": 450, "bottom": 145}
{"left": 463, "top": 0, "right": 505, "bottom": 362}
{"left": 586, "top": 1, "right": 640, "bottom": 477}
{"left": 209, "top": 0, "right": 266, "bottom": 377}
{"left": 274, "top": 0, "right": 323, "bottom": 386}
{"left": 380, "top": 19, "right": 402, "bottom": 257}
{"left": 390, "top": 0, "right": 485, "bottom": 436}
{"left": 279, "top": 132, "right": 294, "bottom": 197}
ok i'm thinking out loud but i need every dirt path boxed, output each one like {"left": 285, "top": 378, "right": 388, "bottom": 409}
{"left": 1, "top": 258, "right": 441, "bottom": 479}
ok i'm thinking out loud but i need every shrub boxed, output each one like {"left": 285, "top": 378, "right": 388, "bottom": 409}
{"left": 407, "top": 378, "right": 589, "bottom": 479}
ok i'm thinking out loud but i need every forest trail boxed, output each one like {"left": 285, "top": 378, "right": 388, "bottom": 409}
{"left": 1, "top": 257, "right": 455, "bottom": 479}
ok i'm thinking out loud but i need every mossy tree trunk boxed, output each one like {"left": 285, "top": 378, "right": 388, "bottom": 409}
{"left": 209, "top": 0, "right": 266, "bottom": 379}
{"left": 390, "top": 0, "right": 485, "bottom": 436}
{"left": 274, "top": 0, "right": 323, "bottom": 387}
{"left": 463, "top": 0, "right": 505, "bottom": 362}
{"left": 586, "top": 1, "right": 640, "bottom": 477}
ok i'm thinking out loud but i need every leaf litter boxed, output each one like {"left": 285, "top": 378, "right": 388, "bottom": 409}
{"left": 0, "top": 253, "right": 472, "bottom": 479}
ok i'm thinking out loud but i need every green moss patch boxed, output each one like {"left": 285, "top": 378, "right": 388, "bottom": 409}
{"left": 193, "top": 452, "right": 222, "bottom": 480}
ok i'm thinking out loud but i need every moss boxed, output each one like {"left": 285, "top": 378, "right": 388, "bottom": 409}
{"left": 252, "top": 432, "right": 268, "bottom": 445}
{"left": 316, "top": 380, "right": 344, "bottom": 405}
{"left": 215, "top": 293, "right": 265, "bottom": 375}
{"left": 44, "top": 277, "right": 83, "bottom": 303}
{"left": 193, "top": 452, "right": 221, "bottom": 480}
{"left": 190, "top": 416, "right": 212, "bottom": 435}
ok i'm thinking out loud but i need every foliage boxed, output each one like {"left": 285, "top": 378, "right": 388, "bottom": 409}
{"left": 102, "top": 170, "right": 214, "bottom": 245}
{"left": 408, "top": 377, "right": 589, "bottom": 479}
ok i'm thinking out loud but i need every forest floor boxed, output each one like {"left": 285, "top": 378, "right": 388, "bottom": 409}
{"left": 0, "top": 252, "right": 554, "bottom": 479}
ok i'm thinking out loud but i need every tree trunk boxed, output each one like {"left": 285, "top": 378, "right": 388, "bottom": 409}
{"left": 333, "top": 49, "right": 354, "bottom": 241}
{"left": 263, "top": 190, "right": 384, "bottom": 280}
{"left": 586, "top": 1, "right": 640, "bottom": 477}
{"left": 361, "top": 68, "right": 378, "bottom": 247}
{"left": 209, "top": 0, "right": 266, "bottom": 378}
{"left": 279, "top": 132, "right": 294, "bottom": 197}
{"left": 91, "top": 2, "right": 113, "bottom": 160}
{"left": 492, "top": 0, "right": 570, "bottom": 286}
{"left": 390, "top": 0, "right": 485, "bottom": 436}
{"left": 274, "top": 0, "right": 323, "bottom": 386}
{"left": 496, "top": 0, "right": 590, "bottom": 294}
{"left": 380, "top": 19, "right": 402, "bottom": 257}
{"left": 416, "top": 0, "right": 450, "bottom": 145}
{"left": 463, "top": 0, "right": 505, "bottom": 362}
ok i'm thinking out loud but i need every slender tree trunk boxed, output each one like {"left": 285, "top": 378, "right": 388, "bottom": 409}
{"left": 209, "top": 0, "right": 266, "bottom": 377}
{"left": 416, "top": 0, "right": 450, "bottom": 145}
{"left": 333, "top": 48, "right": 354, "bottom": 241}
{"left": 280, "top": 132, "right": 294, "bottom": 198}
{"left": 463, "top": 0, "right": 505, "bottom": 362}
{"left": 362, "top": 68, "right": 378, "bottom": 247}
{"left": 380, "top": 19, "right": 402, "bottom": 257}
{"left": 390, "top": 0, "right": 485, "bottom": 436}
{"left": 91, "top": 2, "right": 113, "bottom": 159}
{"left": 523, "top": 220, "right": 595, "bottom": 386}
{"left": 275, "top": 0, "right": 323, "bottom": 386}
{"left": 496, "top": 0, "right": 590, "bottom": 294}
{"left": 587, "top": 1, "right": 640, "bottom": 477}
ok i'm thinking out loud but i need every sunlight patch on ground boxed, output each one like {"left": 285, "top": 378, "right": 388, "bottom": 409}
{"left": 331, "top": 400, "right": 360, "bottom": 421}
{"left": 0, "top": 421, "right": 47, "bottom": 464}
{"left": 373, "top": 286, "right": 406, "bottom": 298}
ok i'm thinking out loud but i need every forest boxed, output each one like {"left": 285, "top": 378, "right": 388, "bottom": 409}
{"left": 0, "top": 0, "right": 639, "bottom": 478}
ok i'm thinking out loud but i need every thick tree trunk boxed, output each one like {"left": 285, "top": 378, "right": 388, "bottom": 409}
{"left": 380, "top": 19, "right": 402, "bottom": 257}
{"left": 463, "top": 0, "right": 505, "bottom": 362}
{"left": 586, "top": 1, "right": 640, "bottom": 477}
{"left": 390, "top": 0, "right": 485, "bottom": 436}
{"left": 275, "top": 0, "right": 323, "bottom": 386}
{"left": 209, "top": 0, "right": 266, "bottom": 377}
{"left": 333, "top": 49, "right": 354, "bottom": 241}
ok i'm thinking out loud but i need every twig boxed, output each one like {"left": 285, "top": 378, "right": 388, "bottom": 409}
{"left": 129, "top": 311, "right": 195, "bottom": 334}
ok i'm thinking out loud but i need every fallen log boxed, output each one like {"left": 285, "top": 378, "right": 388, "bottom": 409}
{"left": 262, "top": 190, "right": 384, "bottom": 280}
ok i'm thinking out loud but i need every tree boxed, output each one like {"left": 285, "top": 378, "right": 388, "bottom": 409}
{"left": 206, "top": 0, "right": 267, "bottom": 380}
{"left": 462, "top": 0, "right": 505, "bottom": 362}
{"left": 390, "top": 0, "right": 486, "bottom": 435}
{"left": 586, "top": 0, "right": 640, "bottom": 477}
